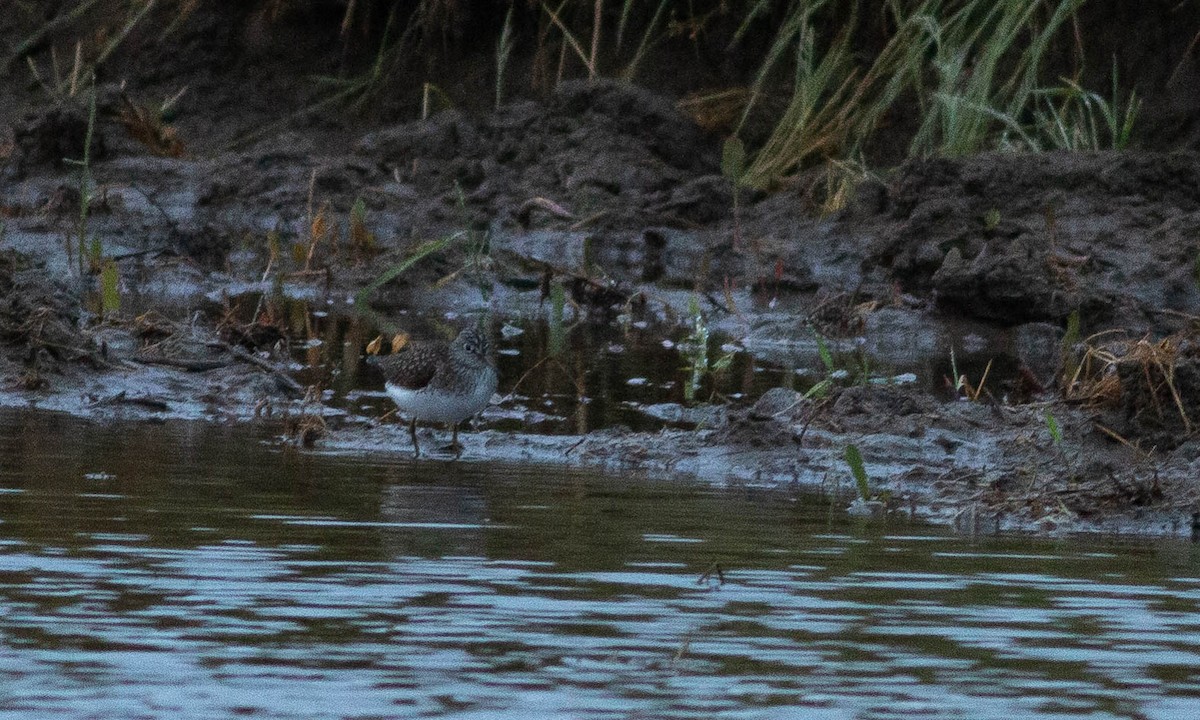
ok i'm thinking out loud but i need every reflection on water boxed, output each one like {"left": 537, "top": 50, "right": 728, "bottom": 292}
{"left": 1, "top": 410, "right": 1199, "bottom": 719}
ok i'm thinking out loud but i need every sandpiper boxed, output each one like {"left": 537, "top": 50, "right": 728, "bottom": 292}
{"left": 374, "top": 325, "right": 498, "bottom": 457}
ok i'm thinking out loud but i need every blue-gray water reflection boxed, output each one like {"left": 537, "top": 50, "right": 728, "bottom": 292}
{"left": 1, "top": 410, "right": 1199, "bottom": 719}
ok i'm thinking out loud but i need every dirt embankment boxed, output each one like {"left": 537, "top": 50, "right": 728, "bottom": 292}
{"left": 2, "top": 17, "right": 1200, "bottom": 536}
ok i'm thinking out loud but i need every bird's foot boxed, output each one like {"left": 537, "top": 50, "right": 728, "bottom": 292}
{"left": 438, "top": 442, "right": 464, "bottom": 457}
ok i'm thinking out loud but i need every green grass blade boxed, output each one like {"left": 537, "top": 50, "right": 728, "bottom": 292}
{"left": 844, "top": 444, "right": 871, "bottom": 501}
{"left": 355, "top": 233, "right": 458, "bottom": 304}
{"left": 1045, "top": 413, "right": 1063, "bottom": 445}
{"left": 814, "top": 332, "right": 835, "bottom": 373}
{"left": 95, "top": 0, "right": 158, "bottom": 67}
{"left": 100, "top": 259, "right": 120, "bottom": 315}
{"left": 495, "top": 5, "right": 514, "bottom": 109}
{"left": 4, "top": 0, "right": 105, "bottom": 72}
{"left": 721, "top": 136, "right": 746, "bottom": 182}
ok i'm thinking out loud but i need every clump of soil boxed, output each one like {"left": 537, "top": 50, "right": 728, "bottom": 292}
{"left": 354, "top": 79, "right": 725, "bottom": 234}
{"left": 863, "top": 152, "right": 1200, "bottom": 332}
{"left": 1074, "top": 335, "right": 1200, "bottom": 450}
{"left": 5, "top": 106, "right": 106, "bottom": 180}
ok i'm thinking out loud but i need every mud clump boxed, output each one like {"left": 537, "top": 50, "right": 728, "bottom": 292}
{"left": 826, "top": 384, "right": 939, "bottom": 433}
{"left": 355, "top": 79, "right": 723, "bottom": 232}
{"left": 6, "top": 107, "right": 106, "bottom": 180}
{"left": 172, "top": 222, "right": 235, "bottom": 270}
{"left": 1108, "top": 337, "right": 1200, "bottom": 450}
{"left": 866, "top": 152, "right": 1200, "bottom": 332}
{"left": 930, "top": 238, "right": 1078, "bottom": 322}
{"left": 715, "top": 387, "right": 823, "bottom": 447}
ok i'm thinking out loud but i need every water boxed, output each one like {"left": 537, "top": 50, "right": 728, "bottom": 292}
{"left": 287, "top": 309, "right": 790, "bottom": 433}
{"left": 218, "top": 290, "right": 1007, "bottom": 432}
{"left": 1, "top": 411, "right": 1199, "bottom": 719}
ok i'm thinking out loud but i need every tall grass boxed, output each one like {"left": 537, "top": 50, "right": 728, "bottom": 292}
{"left": 495, "top": 6, "right": 515, "bottom": 108}
{"left": 737, "top": 0, "right": 937, "bottom": 188}
{"left": 1021, "top": 66, "right": 1140, "bottom": 151}
{"left": 734, "top": 0, "right": 1112, "bottom": 190}
{"left": 910, "top": 0, "right": 1085, "bottom": 157}
{"left": 65, "top": 75, "right": 98, "bottom": 277}
{"left": 10, "top": 0, "right": 1139, "bottom": 189}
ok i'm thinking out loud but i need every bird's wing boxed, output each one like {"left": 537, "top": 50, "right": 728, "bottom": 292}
{"left": 377, "top": 344, "right": 443, "bottom": 390}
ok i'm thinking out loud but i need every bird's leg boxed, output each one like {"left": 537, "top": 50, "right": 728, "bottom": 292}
{"left": 409, "top": 418, "right": 421, "bottom": 458}
{"left": 441, "top": 422, "right": 463, "bottom": 457}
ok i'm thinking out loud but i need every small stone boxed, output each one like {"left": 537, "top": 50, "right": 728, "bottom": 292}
{"left": 749, "top": 387, "right": 806, "bottom": 421}
{"left": 847, "top": 499, "right": 886, "bottom": 519}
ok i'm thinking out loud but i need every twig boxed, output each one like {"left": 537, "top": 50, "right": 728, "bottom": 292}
{"left": 127, "top": 181, "right": 179, "bottom": 231}
{"left": 89, "top": 390, "right": 171, "bottom": 411}
{"left": 131, "top": 354, "right": 231, "bottom": 371}
{"left": 221, "top": 343, "right": 306, "bottom": 395}
{"left": 563, "top": 436, "right": 587, "bottom": 456}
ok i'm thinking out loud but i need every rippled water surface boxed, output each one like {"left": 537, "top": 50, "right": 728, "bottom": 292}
{"left": 1, "top": 410, "right": 1199, "bottom": 719}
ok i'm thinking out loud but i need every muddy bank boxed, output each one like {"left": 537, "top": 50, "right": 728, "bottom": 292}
{"left": 2, "top": 353, "right": 1196, "bottom": 539}
{"left": 3, "top": 76, "right": 1200, "bottom": 536}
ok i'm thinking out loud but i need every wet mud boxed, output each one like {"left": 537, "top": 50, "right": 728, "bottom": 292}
{"left": 3, "top": 42, "right": 1200, "bottom": 538}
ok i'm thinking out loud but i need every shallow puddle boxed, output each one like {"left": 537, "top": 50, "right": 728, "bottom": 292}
{"left": 214, "top": 291, "right": 1011, "bottom": 434}
{"left": 1, "top": 410, "right": 1199, "bottom": 718}
{"left": 228, "top": 293, "right": 801, "bottom": 432}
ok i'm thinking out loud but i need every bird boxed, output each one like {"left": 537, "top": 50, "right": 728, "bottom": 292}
{"left": 372, "top": 325, "right": 498, "bottom": 458}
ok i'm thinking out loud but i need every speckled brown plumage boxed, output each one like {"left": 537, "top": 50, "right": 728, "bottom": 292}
{"left": 375, "top": 339, "right": 450, "bottom": 393}
{"left": 375, "top": 327, "right": 497, "bottom": 457}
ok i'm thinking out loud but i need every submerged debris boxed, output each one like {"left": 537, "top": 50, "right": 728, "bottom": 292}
{"left": 1066, "top": 332, "right": 1200, "bottom": 450}
{"left": 0, "top": 250, "right": 93, "bottom": 379}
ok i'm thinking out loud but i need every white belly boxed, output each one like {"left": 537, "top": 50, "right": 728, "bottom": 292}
{"left": 385, "top": 371, "right": 497, "bottom": 424}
